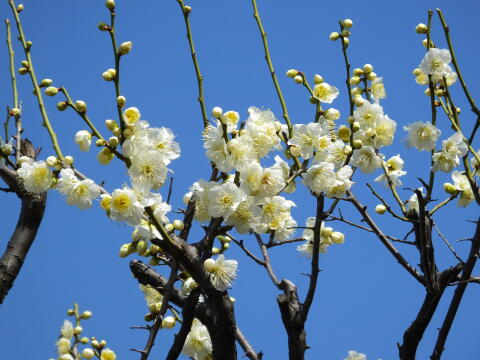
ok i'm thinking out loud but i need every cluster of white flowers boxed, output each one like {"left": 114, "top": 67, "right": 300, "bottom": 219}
{"left": 297, "top": 217, "right": 345, "bottom": 256}
{"left": 204, "top": 255, "right": 238, "bottom": 291}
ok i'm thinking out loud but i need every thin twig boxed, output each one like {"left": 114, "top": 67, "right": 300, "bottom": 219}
{"left": 255, "top": 233, "right": 280, "bottom": 288}
{"left": 433, "top": 222, "right": 464, "bottom": 264}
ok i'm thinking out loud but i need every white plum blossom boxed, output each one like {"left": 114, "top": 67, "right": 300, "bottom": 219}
{"left": 132, "top": 220, "right": 161, "bottom": 242}
{"left": 289, "top": 123, "right": 325, "bottom": 159}
{"left": 244, "top": 107, "right": 282, "bottom": 159}
{"left": 128, "top": 150, "right": 168, "bottom": 192}
{"left": 182, "top": 318, "right": 212, "bottom": 360}
{"left": 60, "top": 320, "right": 74, "bottom": 339}
{"left": 404, "top": 121, "right": 441, "bottom": 151}
{"left": 375, "top": 155, "right": 407, "bottom": 187}
{"left": 297, "top": 217, "right": 342, "bottom": 256}
{"left": 302, "top": 162, "right": 336, "bottom": 195}
{"left": 121, "top": 120, "right": 150, "bottom": 157}
{"left": 406, "top": 187, "right": 424, "bottom": 214}
{"left": 17, "top": 160, "right": 53, "bottom": 193}
{"left": 239, "top": 162, "right": 285, "bottom": 198}
{"left": 56, "top": 168, "right": 101, "bottom": 209}
{"left": 351, "top": 146, "right": 381, "bottom": 173}
{"left": 221, "top": 110, "right": 240, "bottom": 132}
{"left": 432, "top": 132, "right": 467, "bottom": 173}
{"left": 326, "top": 165, "right": 354, "bottom": 198}
{"left": 146, "top": 127, "right": 181, "bottom": 165}
{"left": 207, "top": 182, "right": 246, "bottom": 218}
{"left": 312, "top": 82, "right": 339, "bottom": 103}
{"left": 272, "top": 155, "right": 295, "bottom": 193}
{"left": 372, "top": 115, "right": 396, "bottom": 149}
{"left": 371, "top": 77, "right": 386, "bottom": 100}
{"left": 354, "top": 101, "right": 384, "bottom": 131}
{"left": 74, "top": 130, "right": 92, "bottom": 152}
{"left": 185, "top": 180, "right": 217, "bottom": 222}
{"left": 204, "top": 255, "right": 238, "bottom": 292}
{"left": 420, "top": 48, "right": 452, "bottom": 79}
{"left": 123, "top": 107, "right": 141, "bottom": 126}
{"left": 139, "top": 284, "right": 163, "bottom": 310}
{"left": 109, "top": 187, "right": 144, "bottom": 226}
{"left": 224, "top": 196, "right": 261, "bottom": 234}
{"left": 203, "top": 121, "right": 232, "bottom": 172}
{"left": 452, "top": 171, "right": 475, "bottom": 207}
{"left": 226, "top": 134, "right": 256, "bottom": 171}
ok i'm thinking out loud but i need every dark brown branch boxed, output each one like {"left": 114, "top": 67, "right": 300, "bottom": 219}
{"left": 398, "top": 263, "right": 464, "bottom": 360}
{"left": 431, "top": 217, "right": 480, "bottom": 360}
{"left": 0, "top": 166, "right": 47, "bottom": 304}
{"left": 346, "top": 191, "right": 425, "bottom": 285}
{"left": 165, "top": 288, "right": 201, "bottom": 360}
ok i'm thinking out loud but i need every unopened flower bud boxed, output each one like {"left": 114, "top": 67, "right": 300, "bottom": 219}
{"left": 116, "top": 96, "right": 126, "bottom": 107}
{"left": 443, "top": 182, "right": 457, "bottom": 194}
{"left": 375, "top": 204, "right": 387, "bottom": 214}
{"left": 352, "top": 139, "right": 363, "bottom": 149}
{"left": 144, "top": 313, "right": 154, "bottom": 322}
{"left": 45, "top": 86, "right": 58, "bottom": 96}
{"left": 80, "top": 337, "right": 89, "bottom": 344}
{"left": 105, "top": 119, "right": 117, "bottom": 131}
{"left": 91, "top": 340, "right": 100, "bottom": 349}
{"left": 64, "top": 155, "right": 74, "bottom": 165}
{"left": 415, "top": 23, "right": 428, "bottom": 34}
{"left": 342, "top": 145, "right": 353, "bottom": 155}
{"left": 286, "top": 69, "right": 298, "bottom": 78}
{"left": 349, "top": 76, "right": 361, "bottom": 85}
{"left": 74, "top": 326, "right": 83, "bottom": 335}
{"left": 100, "top": 340, "right": 107, "bottom": 348}
{"left": 363, "top": 64, "right": 373, "bottom": 73}
{"left": 212, "top": 247, "right": 220, "bottom": 254}
{"left": 81, "top": 311, "right": 92, "bottom": 319}
{"left": 341, "top": 29, "right": 350, "bottom": 37}
{"left": 149, "top": 302, "right": 162, "bottom": 314}
{"left": 26, "top": 40, "right": 32, "bottom": 48}
{"left": 75, "top": 100, "right": 87, "bottom": 112}
{"left": 57, "top": 101, "right": 68, "bottom": 111}
{"left": 18, "top": 67, "right": 28, "bottom": 75}
{"left": 40, "top": 78, "right": 53, "bottom": 87}
{"left": 16, "top": 4, "right": 24, "bottom": 12}
{"left": 342, "top": 37, "right": 349, "bottom": 47}
{"left": 136, "top": 240, "right": 148, "bottom": 256}
{"left": 184, "top": 5, "right": 192, "bottom": 14}
{"left": 337, "top": 125, "right": 351, "bottom": 141}
{"left": 95, "top": 139, "right": 105, "bottom": 147}
{"left": 105, "top": 0, "right": 115, "bottom": 10}
{"left": 223, "top": 242, "right": 230, "bottom": 250}
{"left": 422, "top": 39, "right": 434, "bottom": 48}
{"left": 352, "top": 67, "right": 363, "bottom": 76}
{"left": 293, "top": 75, "right": 303, "bottom": 84}
{"left": 162, "top": 316, "right": 176, "bottom": 329}
{"left": 98, "top": 148, "right": 114, "bottom": 165}
{"left": 322, "top": 226, "right": 333, "bottom": 238}
{"left": 347, "top": 116, "right": 355, "bottom": 124}
{"left": 211, "top": 106, "right": 223, "bottom": 118}
{"left": 352, "top": 121, "right": 360, "bottom": 132}
{"left": 118, "top": 41, "right": 132, "bottom": 55}
{"left": 108, "top": 136, "right": 119, "bottom": 147}
{"left": 342, "top": 18, "right": 353, "bottom": 28}
{"left": 329, "top": 32, "right": 339, "bottom": 41}
{"left": 97, "top": 22, "right": 109, "bottom": 31}
{"left": 424, "top": 88, "right": 431, "bottom": 96}
{"left": 10, "top": 107, "right": 21, "bottom": 116}
{"left": 119, "top": 243, "right": 134, "bottom": 258}
{"left": 46, "top": 156, "right": 57, "bottom": 167}
{"left": 82, "top": 348, "right": 95, "bottom": 359}
{"left": 354, "top": 97, "right": 364, "bottom": 107}
{"left": 100, "top": 348, "right": 115, "bottom": 360}
{"left": 173, "top": 219, "right": 184, "bottom": 231}
{"left": 367, "top": 71, "right": 377, "bottom": 81}
{"left": 313, "top": 74, "right": 324, "bottom": 84}
{"left": 204, "top": 258, "right": 216, "bottom": 273}
{"left": 102, "top": 68, "right": 116, "bottom": 81}
{"left": 324, "top": 108, "right": 340, "bottom": 120}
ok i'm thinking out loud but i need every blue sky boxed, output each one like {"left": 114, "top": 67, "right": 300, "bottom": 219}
{"left": 1, "top": 0, "right": 479, "bottom": 359}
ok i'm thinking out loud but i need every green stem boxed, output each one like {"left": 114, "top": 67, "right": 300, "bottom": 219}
{"left": 426, "top": 10, "right": 436, "bottom": 201}
{"left": 436, "top": 9, "right": 479, "bottom": 116}
{"left": 429, "top": 194, "right": 458, "bottom": 215}
{"left": 250, "top": 0, "right": 293, "bottom": 138}
{"left": 8, "top": 0, "right": 64, "bottom": 161}
{"left": 176, "top": 1, "right": 209, "bottom": 129}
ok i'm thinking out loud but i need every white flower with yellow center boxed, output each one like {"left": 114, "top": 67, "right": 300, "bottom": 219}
{"left": 204, "top": 255, "right": 238, "bottom": 291}
{"left": 245, "top": 106, "right": 282, "bottom": 158}
{"left": 56, "top": 337, "right": 71, "bottom": 355}
{"left": 420, "top": 48, "right": 452, "bottom": 78}
{"left": 432, "top": 132, "right": 467, "bottom": 173}
{"left": 225, "top": 197, "right": 260, "bottom": 234}
{"left": 208, "top": 182, "right": 246, "bottom": 218}
{"left": 297, "top": 218, "right": 336, "bottom": 257}
{"left": 257, "top": 196, "right": 296, "bottom": 229}
{"left": 17, "top": 160, "right": 53, "bottom": 193}
{"left": 354, "top": 101, "right": 384, "bottom": 130}
{"left": 109, "top": 187, "right": 144, "bottom": 225}
{"left": 452, "top": 171, "right": 475, "bottom": 207}
{"left": 302, "top": 162, "right": 336, "bottom": 195}
{"left": 372, "top": 115, "right": 396, "bottom": 149}
{"left": 289, "top": 123, "right": 325, "bottom": 159}
{"left": 371, "top": 77, "right": 386, "bottom": 100}
{"left": 121, "top": 120, "right": 149, "bottom": 157}
{"left": 185, "top": 180, "right": 217, "bottom": 223}
{"left": 146, "top": 127, "right": 180, "bottom": 165}
{"left": 404, "top": 121, "right": 441, "bottom": 151}
{"left": 128, "top": 150, "right": 168, "bottom": 192}
{"left": 375, "top": 155, "right": 407, "bottom": 187}
{"left": 221, "top": 110, "right": 240, "bottom": 132}
{"left": 272, "top": 155, "right": 295, "bottom": 193}
{"left": 320, "top": 140, "right": 348, "bottom": 169}
{"left": 182, "top": 318, "right": 212, "bottom": 360}
{"left": 226, "top": 134, "right": 256, "bottom": 171}
{"left": 270, "top": 214, "right": 297, "bottom": 242}
{"left": 326, "top": 165, "right": 354, "bottom": 198}
{"left": 123, "top": 107, "right": 141, "bottom": 126}
{"left": 239, "top": 162, "right": 263, "bottom": 195}
{"left": 57, "top": 169, "right": 101, "bottom": 209}
{"left": 60, "top": 320, "right": 74, "bottom": 339}
{"left": 203, "top": 122, "right": 233, "bottom": 172}
{"left": 74, "top": 130, "right": 92, "bottom": 152}
{"left": 312, "top": 82, "right": 339, "bottom": 103}
{"left": 100, "top": 348, "right": 116, "bottom": 360}
{"left": 140, "top": 284, "right": 163, "bottom": 311}
{"left": 406, "top": 187, "right": 424, "bottom": 214}
{"left": 351, "top": 146, "right": 381, "bottom": 173}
